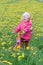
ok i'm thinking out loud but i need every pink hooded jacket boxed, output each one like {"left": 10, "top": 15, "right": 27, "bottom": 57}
{"left": 15, "top": 19, "right": 33, "bottom": 41}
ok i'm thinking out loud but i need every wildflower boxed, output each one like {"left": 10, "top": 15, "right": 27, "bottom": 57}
{"left": 9, "top": 41, "right": 12, "bottom": 44}
{"left": 1, "top": 42, "right": 6, "bottom": 46}
{"left": 7, "top": 61, "right": 12, "bottom": 65}
{"left": 36, "top": 34, "right": 40, "bottom": 37}
{"left": 9, "top": 46, "right": 13, "bottom": 50}
{"left": 16, "top": 45, "right": 22, "bottom": 49}
{"left": 32, "top": 52, "right": 36, "bottom": 55}
{"left": 11, "top": 53, "right": 16, "bottom": 58}
{"left": 26, "top": 46, "right": 30, "bottom": 50}
{"left": 21, "top": 53, "right": 25, "bottom": 58}
{"left": 18, "top": 56, "right": 22, "bottom": 61}
{"left": 2, "top": 60, "right": 12, "bottom": 65}
{"left": 17, "top": 53, "right": 20, "bottom": 55}
{"left": 14, "top": 45, "right": 22, "bottom": 51}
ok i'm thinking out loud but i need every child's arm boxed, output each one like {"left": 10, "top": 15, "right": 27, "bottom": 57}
{"left": 14, "top": 24, "right": 21, "bottom": 33}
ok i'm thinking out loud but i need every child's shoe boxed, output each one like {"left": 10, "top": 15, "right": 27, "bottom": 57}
{"left": 14, "top": 43, "right": 19, "bottom": 51}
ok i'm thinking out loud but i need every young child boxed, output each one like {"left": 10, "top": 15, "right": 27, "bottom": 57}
{"left": 13, "top": 12, "right": 33, "bottom": 50}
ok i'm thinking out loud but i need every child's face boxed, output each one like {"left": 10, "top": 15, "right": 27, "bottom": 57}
{"left": 23, "top": 19, "right": 28, "bottom": 22}
{"left": 23, "top": 16, "right": 29, "bottom": 22}
{"left": 22, "top": 16, "right": 29, "bottom": 22}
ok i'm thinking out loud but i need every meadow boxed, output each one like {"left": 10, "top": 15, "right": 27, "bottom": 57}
{"left": 0, "top": 0, "right": 43, "bottom": 65}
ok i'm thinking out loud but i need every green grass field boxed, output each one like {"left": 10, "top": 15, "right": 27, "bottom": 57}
{"left": 0, "top": 0, "right": 43, "bottom": 65}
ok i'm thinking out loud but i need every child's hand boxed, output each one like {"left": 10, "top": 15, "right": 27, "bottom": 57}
{"left": 22, "top": 31, "right": 26, "bottom": 35}
{"left": 29, "top": 27, "right": 33, "bottom": 31}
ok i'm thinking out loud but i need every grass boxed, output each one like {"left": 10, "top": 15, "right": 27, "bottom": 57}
{"left": 0, "top": 0, "right": 43, "bottom": 65}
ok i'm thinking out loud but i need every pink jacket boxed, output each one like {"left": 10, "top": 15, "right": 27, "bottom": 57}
{"left": 15, "top": 19, "right": 33, "bottom": 41}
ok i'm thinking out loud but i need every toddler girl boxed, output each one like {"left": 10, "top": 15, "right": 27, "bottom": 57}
{"left": 13, "top": 12, "right": 33, "bottom": 50}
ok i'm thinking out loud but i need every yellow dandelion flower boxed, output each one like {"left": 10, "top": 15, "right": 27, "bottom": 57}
{"left": 33, "top": 52, "right": 36, "bottom": 55}
{"left": 11, "top": 53, "right": 16, "bottom": 58}
{"left": 17, "top": 53, "right": 20, "bottom": 55}
{"left": 26, "top": 46, "right": 30, "bottom": 50}
{"left": 18, "top": 56, "right": 22, "bottom": 61}
{"left": 16, "top": 45, "right": 21, "bottom": 49}
{"left": 2, "top": 60, "right": 12, "bottom": 65}
{"left": 36, "top": 34, "right": 40, "bottom": 37}
{"left": 21, "top": 53, "right": 25, "bottom": 58}
{"left": 9, "top": 46, "right": 13, "bottom": 50}
{"left": 9, "top": 41, "right": 12, "bottom": 44}
{"left": 1, "top": 42, "right": 6, "bottom": 46}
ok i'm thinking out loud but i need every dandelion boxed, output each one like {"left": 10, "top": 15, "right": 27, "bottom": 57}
{"left": 9, "top": 46, "right": 13, "bottom": 50}
{"left": 21, "top": 53, "right": 25, "bottom": 58}
{"left": 1, "top": 42, "right": 6, "bottom": 46}
{"left": 16, "top": 45, "right": 22, "bottom": 51}
{"left": 17, "top": 45, "right": 21, "bottom": 49}
{"left": 9, "top": 41, "right": 12, "bottom": 44}
{"left": 18, "top": 56, "right": 22, "bottom": 61}
{"left": 36, "top": 34, "right": 40, "bottom": 37}
{"left": 18, "top": 53, "right": 25, "bottom": 61}
{"left": 2, "top": 60, "right": 12, "bottom": 65}
{"left": 26, "top": 46, "right": 30, "bottom": 50}
{"left": 17, "top": 53, "right": 20, "bottom": 55}
{"left": 11, "top": 53, "right": 16, "bottom": 58}
{"left": 32, "top": 52, "right": 36, "bottom": 55}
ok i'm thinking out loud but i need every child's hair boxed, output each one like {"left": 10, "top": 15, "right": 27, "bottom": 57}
{"left": 22, "top": 12, "right": 30, "bottom": 19}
